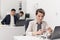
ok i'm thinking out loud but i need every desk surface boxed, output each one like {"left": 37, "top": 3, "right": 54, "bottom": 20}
{"left": 0, "top": 25, "right": 25, "bottom": 40}
{"left": 14, "top": 36, "right": 50, "bottom": 40}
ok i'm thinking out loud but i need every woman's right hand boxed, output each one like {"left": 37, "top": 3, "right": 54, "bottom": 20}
{"left": 37, "top": 29, "right": 44, "bottom": 35}
{"left": 32, "top": 29, "right": 44, "bottom": 36}
{"left": 32, "top": 31, "right": 37, "bottom": 36}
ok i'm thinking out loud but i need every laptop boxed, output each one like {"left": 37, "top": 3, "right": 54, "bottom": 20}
{"left": 51, "top": 26, "right": 60, "bottom": 39}
{"left": 15, "top": 19, "right": 25, "bottom": 26}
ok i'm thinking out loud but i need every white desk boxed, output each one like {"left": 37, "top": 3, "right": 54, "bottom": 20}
{"left": 0, "top": 25, "right": 25, "bottom": 40}
{"left": 14, "top": 36, "right": 50, "bottom": 40}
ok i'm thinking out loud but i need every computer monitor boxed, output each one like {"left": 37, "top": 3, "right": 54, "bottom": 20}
{"left": 25, "top": 13, "right": 30, "bottom": 19}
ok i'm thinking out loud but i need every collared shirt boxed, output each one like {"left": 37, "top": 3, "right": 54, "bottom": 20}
{"left": 26, "top": 19, "right": 50, "bottom": 36}
{"left": 19, "top": 16, "right": 25, "bottom": 20}
{"left": 10, "top": 15, "right": 15, "bottom": 26}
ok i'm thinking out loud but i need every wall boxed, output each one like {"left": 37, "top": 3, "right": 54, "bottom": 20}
{"left": 26, "top": 0, "right": 57, "bottom": 29}
{"left": 56, "top": 0, "right": 60, "bottom": 26}
{"left": 0, "top": 0, "right": 1, "bottom": 17}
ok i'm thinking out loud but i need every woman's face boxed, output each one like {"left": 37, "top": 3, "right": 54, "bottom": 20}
{"left": 36, "top": 12, "right": 44, "bottom": 22}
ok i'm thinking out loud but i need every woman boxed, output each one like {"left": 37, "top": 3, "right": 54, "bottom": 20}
{"left": 26, "top": 8, "right": 52, "bottom": 37}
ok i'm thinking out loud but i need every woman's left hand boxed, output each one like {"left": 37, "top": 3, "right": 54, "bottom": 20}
{"left": 47, "top": 27, "right": 52, "bottom": 33}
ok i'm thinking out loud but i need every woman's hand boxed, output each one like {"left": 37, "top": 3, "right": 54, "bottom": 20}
{"left": 32, "top": 29, "right": 45, "bottom": 36}
{"left": 47, "top": 27, "right": 52, "bottom": 33}
{"left": 32, "top": 31, "right": 37, "bottom": 36}
{"left": 37, "top": 29, "right": 44, "bottom": 35}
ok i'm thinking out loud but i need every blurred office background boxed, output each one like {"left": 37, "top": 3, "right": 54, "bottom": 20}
{"left": 0, "top": 0, "right": 60, "bottom": 40}
{"left": 0, "top": 0, "right": 58, "bottom": 28}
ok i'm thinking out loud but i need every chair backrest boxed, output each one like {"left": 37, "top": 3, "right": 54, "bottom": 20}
{"left": 25, "top": 19, "right": 33, "bottom": 31}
